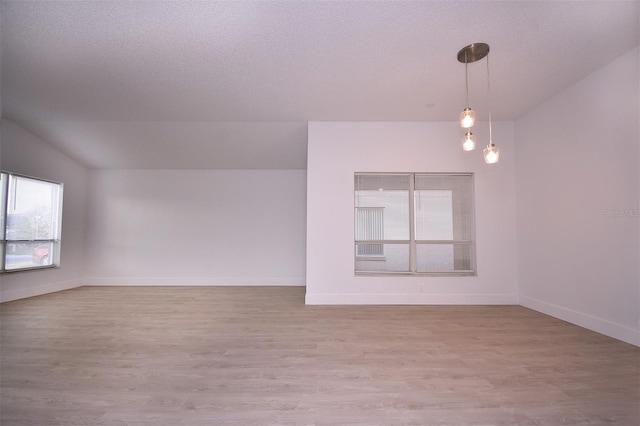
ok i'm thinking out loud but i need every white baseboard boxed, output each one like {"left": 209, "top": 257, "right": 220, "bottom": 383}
{"left": 83, "top": 277, "right": 306, "bottom": 286}
{"left": 305, "top": 293, "right": 518, "bottom": 305}
{"left": 520, "top": 296, "right": 640, "bottom": 347}
{"left": 0, "top": 279, "right": 83, "bottom": 303}
{"left": 4, "top": 281, "right": 637, "bottom": 347}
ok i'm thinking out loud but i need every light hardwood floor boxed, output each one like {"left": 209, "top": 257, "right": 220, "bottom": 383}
{"left": 1, "top": 286, "right": 638, "bottom": 426}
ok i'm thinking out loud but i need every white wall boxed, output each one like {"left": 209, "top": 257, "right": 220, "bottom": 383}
{"left": 516, "top": 47, "right": 640, "bottom": 346}
{"left": 0, "top": 119, "right": 89, "bottom": 302}
{"left": 306, "top": 121, "right": 518, "bottom": 304}
{"left": 84, "top": 169, "right": 306, "bottom": 286}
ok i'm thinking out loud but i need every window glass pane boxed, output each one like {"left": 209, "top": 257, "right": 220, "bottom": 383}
{"left": 355, "top": 207, "right": 385, "bottom": 242}
{"left": 356, "top": 241, "right": 384, "bottom": 256}
{"left": 2, "top": 173, "right": 63, "bottom": 272}
{"left": 415, "top": 190, "right": 453, "bottom": 240}
{"left": 0, "top": 173, "right": 6, "bottom": 271}
{"left": 354, "top": 173, "right": 475, "bottom": 276}
{"left": 355, "top": 243, "right": 410, "bottom": 273}
{"left": 6, "top": 176, "right": 61, "bottom": 241}
{"left": 33, "top": 241, "right": 55, "bottom": 266}
{"left": 0, "top": 173, "right": 6, "bottom": 237}
{"left": 416, "top": 243, "right": 473, "bottom": 272}
{"left": 4, "top": 241, "right": 57, "bottom": 270}
{"left": 355, "top": 175, "right": 410, "bottom": 240}
{"left": 415, "top": 174, "right": 474, "bottom": 241}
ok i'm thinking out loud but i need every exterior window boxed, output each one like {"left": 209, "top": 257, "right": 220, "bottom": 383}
{"left": 355, "top": 173, "right": 475, "bottom": 275}
{"left": 355, "top": 207, "right": 384, "bottom": 256}
{"left": 1, "top": 172, "right": 63, "bottom": 272}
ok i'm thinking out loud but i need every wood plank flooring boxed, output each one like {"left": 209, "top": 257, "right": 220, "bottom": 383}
{"left": 1, "top": 286, "right": 638, "bottom": 426}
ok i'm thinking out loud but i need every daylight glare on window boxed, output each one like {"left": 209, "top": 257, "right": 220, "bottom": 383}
{"left": 1, "top": 172, "right": 63, "bottom": 272}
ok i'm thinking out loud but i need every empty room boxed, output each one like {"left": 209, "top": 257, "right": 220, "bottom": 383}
{"left": 0, "top": 1, "right": 638, "bottom": 425}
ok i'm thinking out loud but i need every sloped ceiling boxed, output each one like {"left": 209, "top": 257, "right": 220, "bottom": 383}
{"left": 1, "top": 1, "right": 638, "bottom": 169}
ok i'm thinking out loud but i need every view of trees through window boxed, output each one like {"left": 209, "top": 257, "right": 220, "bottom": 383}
{"left": 1, "top": 172, "right": 63, "bottom": 272}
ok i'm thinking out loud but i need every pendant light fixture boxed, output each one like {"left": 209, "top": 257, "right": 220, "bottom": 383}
{"left": 457, "top": 43, "right": 500, "bottom": 164}
{"left": 462, "top": 132, "right": 476, "bottom": 151}
{"left": 459, "top": 48, "right": 476, "bottom": 130}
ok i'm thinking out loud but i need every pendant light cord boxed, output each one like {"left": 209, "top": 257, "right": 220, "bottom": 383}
{"left": 465, "top": 51, "right": 470, "bottom": 107}
{"left": 487, "top": 52, "right": 492, "bottom": 144}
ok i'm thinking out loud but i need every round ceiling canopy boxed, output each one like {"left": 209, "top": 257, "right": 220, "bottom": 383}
{"left": 457, "top": 43, "right": 490, "bottom": 63}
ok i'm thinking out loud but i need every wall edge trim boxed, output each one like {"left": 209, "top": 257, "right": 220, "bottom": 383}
{"left": 0, "top": 278, "right": 83, "bottom": 303}
{"left": 520, "top": 295, "right": 640, "bottom": 347}
{"left": 304, "top": 292, "right": 518, "bottom": 305}
{"left": 83, "top": 277, "right": 306, "bottom": 286}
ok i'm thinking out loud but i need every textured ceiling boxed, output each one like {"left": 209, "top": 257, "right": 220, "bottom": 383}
{"left": 1, "top": 1, "right": 639, "bottom": 169}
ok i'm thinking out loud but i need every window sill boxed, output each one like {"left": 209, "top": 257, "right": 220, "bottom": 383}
{"left": 355, "top": 271, "right": 477, "bottom": 277}
{"left": 1, "top": 265, "right": 60, "bottom": 274}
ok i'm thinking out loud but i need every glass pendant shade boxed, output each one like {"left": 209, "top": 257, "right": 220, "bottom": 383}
{"left": 460, "top": 107, "right": 475, "bottom": 128}
{"left": 483, "top": 143, "right": 500, "bottom": 164}
{"left": 462, "top": 132, "right": 476, "bottom": 151}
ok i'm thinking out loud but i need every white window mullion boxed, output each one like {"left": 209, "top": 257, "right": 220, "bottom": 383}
{"left": 0, "top": 173, "right": 7, "bottom": 272}
{"left": 355, "top": 172, "right": 475, "bottom": 276}
{"left": 408, "top": 174, "right": 416, "bottom": 273}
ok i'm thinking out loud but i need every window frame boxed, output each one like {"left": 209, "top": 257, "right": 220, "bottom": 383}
{"left": 354, "top": 172, "right": 476, "bottom": 277}
{"left": 1, "top": 171, "right": 64, "bottom": 273}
